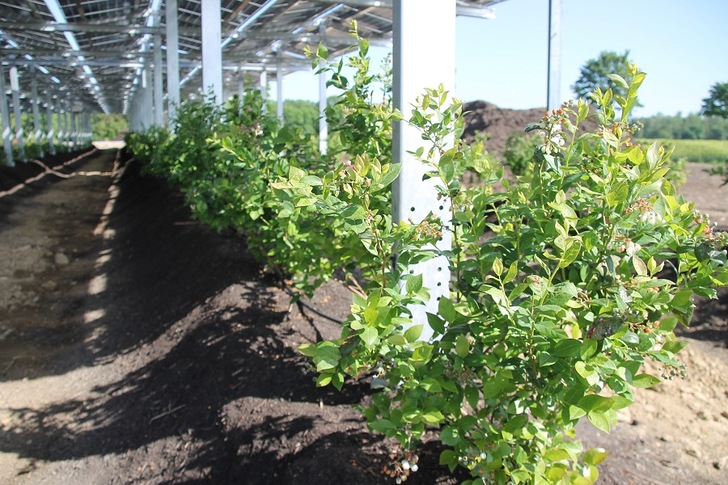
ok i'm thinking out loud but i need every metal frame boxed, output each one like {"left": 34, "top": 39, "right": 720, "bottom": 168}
{"left": 1, "top": 1, "right": 504, "bottom": 115}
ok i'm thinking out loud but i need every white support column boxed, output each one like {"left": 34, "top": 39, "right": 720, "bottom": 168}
{"left": 71, "top": 111, "right": 78, "bottom": 150}
{"left": 64, "top": 109, "right": 70, "bottom": 151}
{"left": 45, "top": 92, "right": 55, "bottom": 156}
{"left": 31, "top": 72, "right": 44, "bottom": 157}
{"left": 260, "top": 69, "right": 267, "bottom": 113}
{"left": 201, "top": 0, "right": 223, "bottom": 102}
{"left": 547, "top": 0, "right": 562, "bottom": 111}
{"left": 0, "top": 67, "right": 14, "bottom": 167}
{"left": 9, "top": 67, "right": 25, "bottom": 162}
{"left": 276, "top": 55, "right": 284, "bottom": 121}
{"left": 141, "top": 66, "right": 154, "bottom": 129}
{"left": 392, "top": 0, "right": 455, "bottom": 341}
{"left": 154, "top": 25, "right": 164, "bottom": 127}
{"left": 166, "top": 0, "right": 180, "bottom": 127}
{"left": 318, "top": 66, "right": 328, "bottom": 155}
{"left": 58, "top": 106, "right": 66, "bottom": 151}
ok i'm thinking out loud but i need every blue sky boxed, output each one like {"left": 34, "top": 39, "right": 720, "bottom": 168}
{"left": 276, "top": 0, "right": 728, "bottom": 118}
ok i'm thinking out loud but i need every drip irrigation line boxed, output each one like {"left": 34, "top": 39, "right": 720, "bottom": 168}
{"left": 0, "top": 148, "right": 99, "bottom": 198}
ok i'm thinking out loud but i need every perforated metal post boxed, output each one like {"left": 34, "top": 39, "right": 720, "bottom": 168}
{"left": 547, "top": 0, "right": 562, "bottom": 111}
{"left": 0, "top": 67, "right": 13, "bottom": 167}
{"left": 153, "top": 19, "right": 164, "bottom": 127}
{"left": 30, "top": 71, "right": 44, "bottom": 157}
{"left": 392, "top": 0, "right": 456, "bottom": 342}
{"left": 276, "top": 53, "right": 284, "bottom": 122}
{"left": 45, "top": 91, "right": 55, "bottom": 156}
{"left": 201, "top": 0, "right": 223, "bottom": 102}
{"left": 166, "top": 0, "right": 180, "bottom": 127}
{"left": 318, "top": 65, "right": 328, "bottom": 155}
{"left": 10, "top": 67, "right": 25, "bottom": 162}
{"left": 71, "top": 111, "right": 78, "bottom": 150}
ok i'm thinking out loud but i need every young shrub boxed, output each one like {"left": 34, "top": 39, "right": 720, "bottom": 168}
{"left": 302, "top": 64, "right": 728, "bottom": 484}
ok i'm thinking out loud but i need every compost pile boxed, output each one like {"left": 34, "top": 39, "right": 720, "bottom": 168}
{"left": 0, "top": 111, "right": 726, "bottom": 484}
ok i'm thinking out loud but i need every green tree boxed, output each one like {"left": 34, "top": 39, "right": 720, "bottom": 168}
{"left": 572, "top": 50, "right": 638, "bottom": 105}
{"left": 701, "top": 81, "right": 728, "bottom": 119}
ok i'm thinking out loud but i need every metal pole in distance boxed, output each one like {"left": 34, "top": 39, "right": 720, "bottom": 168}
{"left": 58, "top": 104, "right": 65, "bottom": 152}
{"left": 259, "top": 69, "right": 267, "bottom": 113}
{"left": 71, "top": 110, "right": 78, "bottom": 150}
{"left": 318, "top": 65, "right": 327, "bottom": 155}
{"left": 166, "top": 0, "right": 180, "bottom": 128}
{"left": 392, "top": 0, "right": 455, "bottom": 342}
{"left": 30, "top": 71, "right": 45, "bottom": 157}
{"left": 153, "top": 24, "right": 164, "bottom": 127}
{"left": 31, "top": 71, "right": 44, "bottom": 157}
{"left": 547, "top": 0, "right": 562, "bottom": 111}
{"left": 276, "top": 53, "right": 284, "bottom": 122}
{"left": 45, "top": 91, "right": 55, "bottom": 156}
{"left": 64, "top": 108, "right": 70, "bottom": 151}
{"left": 0, "top": 66, "right": 14, "bottom": 166}
{"left": 201, "top": 0, "right": 223, "bottom": 103}
{"left": 9, "top": 67, "right": 25, "bottom": 162}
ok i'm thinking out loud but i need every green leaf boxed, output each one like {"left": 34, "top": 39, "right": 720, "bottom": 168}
{"left": 406, "top": 273, "right": 423, "bottom": 294}
{"left": 580, "top": 339, "right": 599, "bottom": 360}
{"left": 559, "top": 238, "right": 582, "bottom": 268}
{"left": 360, "top": 327, "right": 378, "bottom": 347}
{"left": 583, "top": 447, "right": 609, "bottom": 466}
{"left": 607, "top": 73, "right": 629, "bottom": 89}
{"left": 439, "top": 449, "right": 458, "bottom": 471}
{"left": 438, "top": 297, "right": 458, "bottom": 323}
{"left": 587, "top": 409, "right": 615, "bottom": 433}
{"left": 455, "top": 334, "right": 470, "bottom": 358}
{"left": 552, "top": 339, "right": 583, "bottom": 358}
{"left": 404, "top": 324, "right": 424, "bottom": 343}
{"left": 441, "top": 426, "right": 461, "bottom": 446}
{"left": 426, "top": 312, "right": 446, "bottom": 334}
{"left": 369, "top": 419, "right": 396, "bottom": 433}
{"left": 632, "top": 373, "right": 661, "bottom": 388}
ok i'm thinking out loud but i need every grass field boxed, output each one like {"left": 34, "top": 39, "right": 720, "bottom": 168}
{"left": 637, "top": 138, "right": 728, "bottom": 164}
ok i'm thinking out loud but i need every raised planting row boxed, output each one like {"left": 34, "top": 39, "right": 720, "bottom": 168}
{"left": 126, "top": 29, "right": 728, "bottom": 485}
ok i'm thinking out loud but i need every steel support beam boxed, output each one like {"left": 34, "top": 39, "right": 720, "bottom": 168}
{"left": 10, "top": 67, "right": 25, "bottom": 162}
{"left": 201, "top": 0, "right": 223, "bottom": 102}
{"left": 276, "top": 54, "right": 284, "bottom": 121}
{"left": 392, "top": 0, "right": 455, "bottom": 341}
{"left": 547, "top": 0, "right": 562, "bottom": 111}
{"left": 154, "top": 27, "right": 164, "bottom": 126}
{"left": 318, "top": 66, "right": 327, "bottom": 155}
{"left": 0, "top": 67, "right": 14, "bottom": 166}
{"left": 46, "top": 91, "right": 55, "bottom": 155}
{"left": 166, "top": 0, "right": 180, "bottom": 127}
{"left": 31, "top": 72, "right": 44, "bottom": 157}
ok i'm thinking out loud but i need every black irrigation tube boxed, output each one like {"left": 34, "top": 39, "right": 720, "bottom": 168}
{"left": 0, "top": 147, "right": 100, "bottom": 199}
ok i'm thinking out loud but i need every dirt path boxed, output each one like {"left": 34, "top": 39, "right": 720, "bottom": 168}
{"left": 0, "top": 152, "right": 726, "bottom": 484}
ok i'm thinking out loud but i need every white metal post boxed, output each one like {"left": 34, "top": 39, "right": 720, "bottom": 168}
{"left": 276, "top": 54, "right": 284, "bottom": 121}
{"left": 318, "top": 66, "right": 327, "bottom": 155}
{"left": 58, "top": 106, "right": 65, "bottom": 151}
{"left": 201, "top": 0, "right": 223, "bottom": 102}
{"left": 64, "top": 109, "right": 70, "bottom": 151}
{"left": 141, "top": 66, "right": 154, "bottom": 129}
{"left": 9, "top": 67, "right": 25, "bottom": 162}
{"left": 71, "top": 111, "right": 78, "bottom": 150}
{"left": 166, "top": 0, "right": 180, "bottom": 128}
{"left": 0, "top": 67, "right": 14, "bottom": 166}
{"left": 154, "top": 25, "right": 164, "bottom": 127}
{"left": 392, "top": 0, "right": 455, "bottom": 341}
{"left": 547, "top": 0, "right": 562, "bottom": 111}
{"left": 31, "top": 71, "right": 44, "bottom": 157}
{"left": 45, "top": 92, "right": 55, "bottom": 155}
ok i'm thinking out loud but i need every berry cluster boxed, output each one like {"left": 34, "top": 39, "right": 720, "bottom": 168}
{"left": 382, "top": 449, "right": 419, "bottom": 483}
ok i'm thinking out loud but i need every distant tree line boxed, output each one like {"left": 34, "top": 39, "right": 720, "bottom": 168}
{"left": 636, "top": 113, "right": 728, "bottom": 140}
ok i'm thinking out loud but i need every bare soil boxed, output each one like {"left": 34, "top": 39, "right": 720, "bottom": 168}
{"left": 0, "top": 142, "right": 726, "bottom": 484}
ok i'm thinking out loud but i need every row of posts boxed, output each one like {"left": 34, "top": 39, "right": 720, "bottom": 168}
{"left": 0, "top": 65, "right": 93, "bottom": 168}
